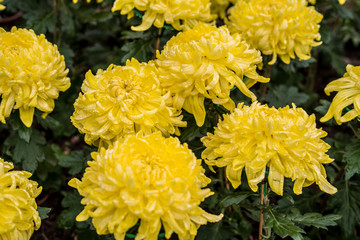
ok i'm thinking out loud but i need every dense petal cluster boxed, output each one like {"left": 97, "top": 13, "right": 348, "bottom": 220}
{"left": 0, "top": 158, "right": 42, "bottom": 240}
{"left": 227, "top": 0, "right": 323, "bottom": 64}
{"left": 321, "top": 65, "right": 360, "bottom": 124}
{"left": 69, "top": 132, "right": 222, "bottom": 240}
{"left": 0, "top": 27, "right": 70, "bottom": 127}
{"left": 156, "top": 22, "right": 268, "bottom": 126}
{"left": 201, "top": 102, "right": 337, "bottom": 196}
{"left": 71, "top": 59, "right": 186, "bottom": 146}
{"left": 111, "top": 0, "right": 214, "bottom": 31}
{"left": 210, "top": 0, "right": 235, "bottom": 19}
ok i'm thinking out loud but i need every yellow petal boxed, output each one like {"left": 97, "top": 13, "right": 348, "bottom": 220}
{"left": 268, "top": 161, "right": 284, "bottom": 196}
{"left": 226, "top": 165, "right": 243, "bottom": 189}
{"left": 19, "top": 107, "right": 35, "bottom": 127}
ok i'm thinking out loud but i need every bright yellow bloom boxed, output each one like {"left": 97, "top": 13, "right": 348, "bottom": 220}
{"left": 0, "top": 27, "right": 70, "bottom": 127}
{"left": 0, "top": 158, "right": 42, "bottom": 240}
{"left": 321, "top": 65, "right": 360, "bottom": 124}
{"left": 69, "top": 132, "right": 222, "bottom": 240}
{"left": 210, "top": 0, "right": 236, "bottom": 19}
{"left": 156, "top": 22, "right": 268, "bottom": 126}
{"left": 71, "top": 59, "right": 186, "bottom": 146}
{"left": 227, "top": 0, "right": 323, "bottom": 65}
{"left": 0, "top": 0, "right": 5, "bottom": 10}
{"left": 111, "top": 0, "right": 214, "bottom": 31}
{"left": 72, "top": 0, "right": 104, "bottom": 3}
{"left": 202, "top": 102, "right": 337, "bottom": 196}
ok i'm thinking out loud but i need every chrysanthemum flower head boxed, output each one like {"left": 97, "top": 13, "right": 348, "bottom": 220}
{"left": 201, "top": 102, "right": 337, "bottom": 196}
{"left": 0, "top": 27, "right": 70, "bottom": 127}
{"left": 71, "top": 58, "right": 186, "bottom": 146}
{"left": 111, "top": 0, "right": 214, "bottom": 31}
{"left": 155, "top": 22, "right": 268, "bottom": 126}
{"left": 321, "top": 65, "right": 360, "bottom": 124}
{"left": 227, "top": 0, "right": 323, "bottom": 65}
{"left": 0, "top": 158, "right": 42, "bottom": 240}
{"left": 69, "top": 131, "right": 222, "bottom": 240}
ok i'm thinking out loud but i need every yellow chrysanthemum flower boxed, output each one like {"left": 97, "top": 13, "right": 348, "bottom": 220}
{"left": 155, "top": 22, "right": 268, "bottom": 127}
{"left": 201, "top": 102, "right": 337, "bottom": 196}
{"left": 210, "top": 0, "right": 235, "bottom": 19}
{"left": 227, "top": 0, "right": 323, "bottom": 65}
{"left": 111, "top": 0, "right": 214, "bottom": 31}
{"left": 0, "top": 27, "right": 70, "bottom": 127}
{"left": 72, "top": 0, "right": 104, "bottom": 3}
{"left": 320, "top": 65, "right": 360, "bottom": 124}
{"left": 0, "top": 0, "right": 5, "bottom": 10}
{"left": 0, "top": 158, "right": 42, "bottom": 240}
{"left": 69, "top": 132, "right": 223, "bottom": 240}
{"left": 71, "top": 59, "right": 186, "bottom": 146}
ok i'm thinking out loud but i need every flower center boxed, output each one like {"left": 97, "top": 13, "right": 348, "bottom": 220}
{"left": 108, "top": 77, "right": 145, "bottom": 105}
{"left": 135, "top": 153, "right": 168, "bottom": 185}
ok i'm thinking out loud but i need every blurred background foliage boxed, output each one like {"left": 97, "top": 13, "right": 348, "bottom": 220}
{"left": 1, "top": 0, "right": 360, "bottom": 239}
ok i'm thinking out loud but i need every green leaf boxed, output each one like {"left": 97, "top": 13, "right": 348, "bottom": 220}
{"left": 290, "top": 212, "right": 341, "bottom": 230}
{"left": 197, "top": 221, "right": 234, "bottom": 240}
{"left": 59, "top": 43, "right": 75, "bottom": 68}
{"left": 328, "top": 181, "right": 360, "bottom": 238}
{"left": 314, "top": 100, "right": 331, "bottom": 116}
{"left": 265, "top": 85, "right": 309, "bottom": 108}
{"left": 36, "top": 144, "right": 64, "bottom": 181}
{"left": 38, "top": 207, "right": 52, "bottom": 219}
{"left": 343, "top": 139, "right": 360, "bottom": 180}
{"left": 77, "top": 9, "right": 113, "bottom": 24}
{"left": 219, "top": 192, "right": 253, "bottom": 208}
{"left": 179, "top": 117, "right": 202, "bottom": 142}
{"left": 58, "top": 151, "right": 88, "bottom": 175}
{"left": 265, "top": 208, "right": 305, "bottom": 240}
{"left": 121, "top": 39, "right": 155, "bottom": 63}
{"left": 58, "top": 191, "right": 84, "bottom": 229}
{"left": 4, "top": 129, "right": 46, "bottom": 173}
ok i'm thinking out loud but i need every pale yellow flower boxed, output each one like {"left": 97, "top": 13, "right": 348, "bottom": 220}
{"left": 202, "top": 102, "right": 337, "bottom": 196}
{"left": 71, "top": 59, "right": 186, "bottom": 146}
{"left": 69, "top": 132, "right": 222, "bottom": 240}
{"left": 0, "top": 158, "right": 42, "bottom": 240}
{"left": 321, "top": 65, "right": 360, "bottom": 124}
{"left": 0, "top": 27, "right": 70, "bottom": 127}
{"left": 156, "top": 22, "right": 268, "bottom": 126}
{"left": 227, "top": 0, "right": 323, "bottom": 65}
{"left": 210, "top": 0, "right": 236, "bottom": 19}
{"left": 111, "top": 0, "right": 214, "bottom": 31}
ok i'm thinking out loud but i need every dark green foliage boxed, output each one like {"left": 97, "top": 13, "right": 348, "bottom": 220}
{"left": 265, "top": 208, "right": 305, "bottom": 240}
{"left": 58, "top": 190, "right": 84, "bottom": 229}
{"left": 4, "top": 128, "right": 46, "bottom": 173}
{"left": 328, "top": 181, "right": 360, "bottom": 239}
{"left": 38, "top": 207, "right": 52, "bottom": 219}
{"left": 265, "top": 85, "right": 310, "bottom": 108}
{"left": 343, "top": 139, "right": 360, "bottom": 180}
